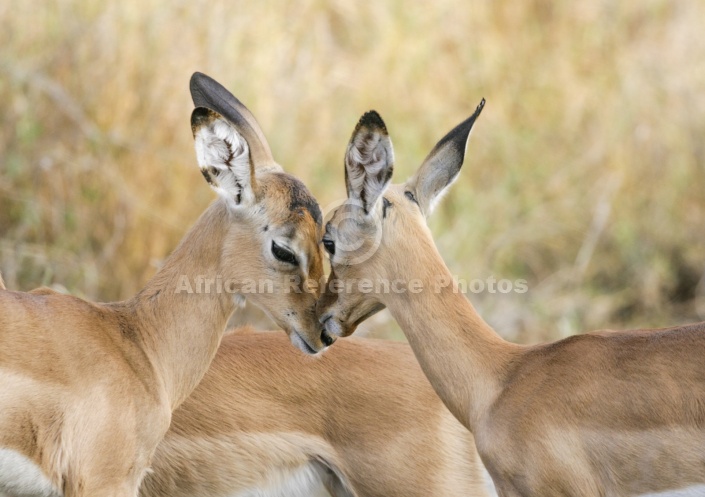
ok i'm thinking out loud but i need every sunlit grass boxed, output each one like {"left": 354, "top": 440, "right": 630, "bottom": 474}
{"left": 1, "top": 0, "right": 704, "bottom": 342}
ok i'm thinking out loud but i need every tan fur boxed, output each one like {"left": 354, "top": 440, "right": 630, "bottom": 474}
{"left": 317, "top": 110, "right": 705, "bottom": 496}
{"left": 140, "top": 332, "right": 489, "bottom": 497}
{"left": 0, "top": 272, "right": 5, "bottom": 290}
{"left": 0, "top": 76, "right": 323, "bottom": 496}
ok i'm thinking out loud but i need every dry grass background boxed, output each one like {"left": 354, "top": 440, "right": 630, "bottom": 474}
{"left": 1, "top": 0, "right": 705, "bottom": 346}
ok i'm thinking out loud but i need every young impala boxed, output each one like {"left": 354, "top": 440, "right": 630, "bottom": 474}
{"left": 140, "top": 329, "right": 491, "bottom": 497}
{"left": 0, "top": 73, "right": 329, "bottom": 497}
{"left": 312, "top": 105, "right": 705, "bottom": 496}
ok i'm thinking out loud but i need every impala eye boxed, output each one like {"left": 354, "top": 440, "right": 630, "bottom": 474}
{"left": 322, "top": 238, "right": 336, "bottom": 256}
{"left": 404, "top": 191, "right": 418, "bottom": 204}
{"left": 272, "top": 241, "right": 298, "bottom": 266}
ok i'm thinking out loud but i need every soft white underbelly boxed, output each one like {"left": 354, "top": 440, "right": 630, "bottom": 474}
{"left": 0, "top": 449, "right": 327, "bottom": 497}
{"left": 0, "top": 448, "right": 60, "bottom": 497}
{"left": 639, "top": 485, "right": 705, "bottom": 497}
{"left": 231, "top": 463, "right": 325, "bottom": 497}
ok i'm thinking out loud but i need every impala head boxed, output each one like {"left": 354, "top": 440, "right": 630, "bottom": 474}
{"left": 190, "top": 72, "right": 333, "bottom": 353}
{"left": 314, "top": 101, "right": 485, "bottom": 344}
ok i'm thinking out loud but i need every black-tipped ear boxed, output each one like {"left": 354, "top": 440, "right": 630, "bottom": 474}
{"left": 189, "top": 72, "right": 274, "bottom": 167}
{"left": 406, "top": 99, "right": 485, "bottom": 216}
{"left": 344, "top": 111, "right": 394, "bottom": 214}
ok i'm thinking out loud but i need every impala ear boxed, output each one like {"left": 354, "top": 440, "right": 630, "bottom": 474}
{"left": 190, "top": 72, "right": 274, "bottom": 167}
{"left": 405, "top": 99, "right": 485, "bottom": 216}
{"left": 344, "top": 111, "right": 394, "bottom": 215}
{"left": 191, "top": 107, "right": 258, "bottom": 208}
{"left": 189, "top": 72, "right": 277, "bottom": 209}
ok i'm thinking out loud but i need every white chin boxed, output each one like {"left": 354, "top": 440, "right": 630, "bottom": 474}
{"left": 325, "top": 318, "right": 345, "bottom": 338}
{"left": 290, "top": 331, "right": 318, "bottom": 355}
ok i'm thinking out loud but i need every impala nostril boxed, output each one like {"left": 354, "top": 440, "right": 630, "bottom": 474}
{"left": 321, "top": 329, "right": 335, "bottom": 347}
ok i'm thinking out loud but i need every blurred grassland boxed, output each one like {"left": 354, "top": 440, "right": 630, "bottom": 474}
{"left": 1, "top": 0, "right": 704, "bottom": 343}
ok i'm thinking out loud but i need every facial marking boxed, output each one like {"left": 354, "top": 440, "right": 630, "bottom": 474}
{"left": 382, "top": 197, "right": 392, "bottom": 218}
{"left": 274, "top": 173, "right": 322, "bottom": 226}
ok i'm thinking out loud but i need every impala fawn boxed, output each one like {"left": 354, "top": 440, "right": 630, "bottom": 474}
{"left": 0, "top": 73, "right": 329, "bottom": 496}
{"left": 139, "top": 330, "right": 491, "bottom": 497}
{"left": 311, "top": 104, "right": 705, "bottom": 496}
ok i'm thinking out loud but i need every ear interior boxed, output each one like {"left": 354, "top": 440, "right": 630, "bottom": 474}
{"left": 192, "top": 107, "right": 256, "bottom": 207}
{"left": 345, "top": 111, "right": 394, "bottom": 214}
{"left": 406, "top": 99, "right": 485, "bottom": 216}
{"left": 190, "top": 72, "right": 275, "bottom": 167}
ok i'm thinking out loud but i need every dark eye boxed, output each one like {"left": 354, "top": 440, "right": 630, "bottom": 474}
{"left": 322, "top": 238, "right": 336, "bottom": 256}
{"left": 404, "top": 191, "right": 418, "bottom": 204}
{"left": 272, "top": 241, "right": 298, "bottom": 266}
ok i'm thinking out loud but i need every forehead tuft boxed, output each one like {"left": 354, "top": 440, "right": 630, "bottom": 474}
{"left": 271, "top": 173, "right": 322, "bottom": 226}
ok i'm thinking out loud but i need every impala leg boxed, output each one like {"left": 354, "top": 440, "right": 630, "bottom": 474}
{"left": 494, "top": 481, "right": 525, "bottom": 497}
{"left": 312, "top": 459, "right": 356, "bottom": 497}
{"left": 322, "top": 478, "right": 356, "bottom": 497}
{"left": 497, "top": 490, "right": 523, "bottom": 497}
{"left": 66, "top": 483, "right": 139, "bottom": 497}
{"left": 62, "top": 445, "right": 149, "bottom": 497}
{"left": 63, "top": 471, "right": 142, "bottom": 497}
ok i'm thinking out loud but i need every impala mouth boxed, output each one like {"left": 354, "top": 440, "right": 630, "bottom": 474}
{"left": 291, "top": 330, "right": 320, "bottom": 355}
{"left": 352, "top": 303, "right": 386, "bottom": 327}
{"left": 320, "top": 304, "right": 385, "bottom": 338}
{"left": 321, "top": 314, "right": 344, "bottom": 337}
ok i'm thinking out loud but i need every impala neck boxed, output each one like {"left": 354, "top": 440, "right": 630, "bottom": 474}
{"left": 382, "top": 238, "right": 519, "bottom": 430}
{"left": 129, "top": 200, "right": 237, "bottom": 409}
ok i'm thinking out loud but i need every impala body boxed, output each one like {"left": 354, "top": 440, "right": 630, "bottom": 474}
{"left": 0, "top": 73, "right": 327, "bottom": 496}
{"left": 140, "top": 330, "right": 490, "bottom": 497}
{"left": 312, "top": 105, "right": 705, "bottom": 496}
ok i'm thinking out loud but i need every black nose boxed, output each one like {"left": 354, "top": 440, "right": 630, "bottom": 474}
{"left": 321, "top": 329, "right": 335, "bottom": 347}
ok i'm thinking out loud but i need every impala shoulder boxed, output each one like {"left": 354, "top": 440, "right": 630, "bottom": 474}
{"left": 0, "top": 290, "right": 78, "bottom": 323}
{"left": 28, "top": 287, "right": 62, "bottom": 296}
{"left": 519, "top": 333, "right": 610, "bottom": 367}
